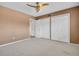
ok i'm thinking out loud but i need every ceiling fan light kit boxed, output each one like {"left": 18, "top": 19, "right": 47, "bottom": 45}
{"left": 26, "top": 2, "right": 49, "bottom": 12}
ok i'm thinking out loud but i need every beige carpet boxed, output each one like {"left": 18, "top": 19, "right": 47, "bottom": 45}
{"left": 0, "top": 38, "right": 79, "bottom": 56}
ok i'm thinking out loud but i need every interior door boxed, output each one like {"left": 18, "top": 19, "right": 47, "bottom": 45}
{"left": 35, "top": 18, "right": 50, "bottom": 39}
{"left": 51, "top": 13, "right": 70, "bottom": 42}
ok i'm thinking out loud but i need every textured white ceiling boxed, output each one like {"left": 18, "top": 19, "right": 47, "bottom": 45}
{"left": 0, "top": 2, "right": 79, "bottom": 16}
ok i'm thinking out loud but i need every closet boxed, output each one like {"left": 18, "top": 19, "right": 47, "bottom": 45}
{"left": 51, "top": 13, "right": 70, "bottom": 42}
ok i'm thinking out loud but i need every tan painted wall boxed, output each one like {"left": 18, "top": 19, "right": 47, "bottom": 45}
{"left": 0, "top": 6, "right": 30, "bottom": 45}
{"left": 70, "top": 7, "right": 79, "bottom": 44}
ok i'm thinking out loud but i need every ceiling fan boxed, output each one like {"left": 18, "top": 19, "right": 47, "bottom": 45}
{"left": 26, "top": 2, "right": 49, "bottom": 12}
